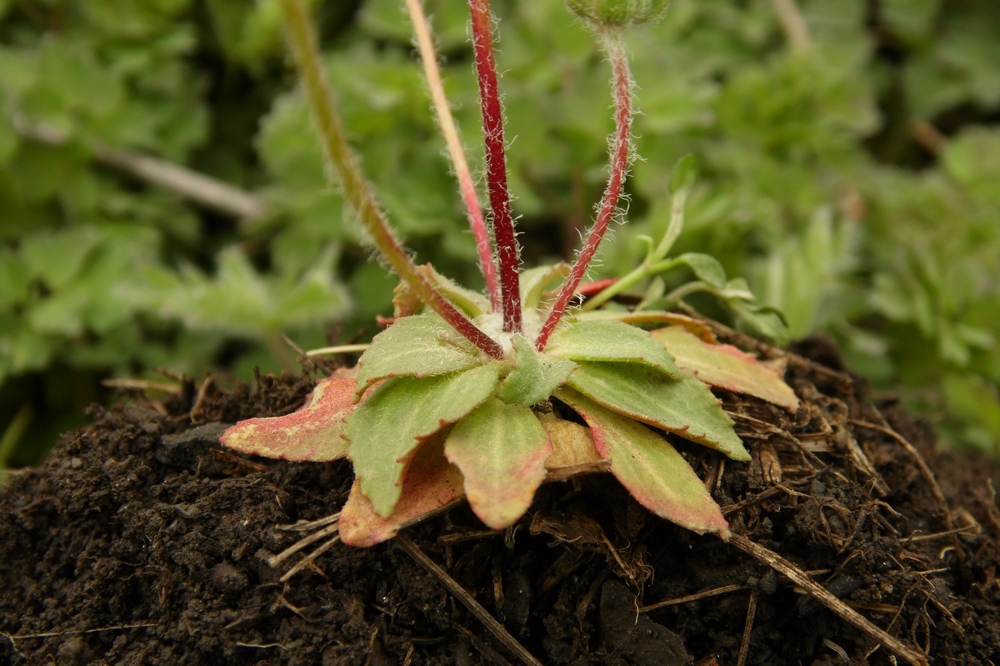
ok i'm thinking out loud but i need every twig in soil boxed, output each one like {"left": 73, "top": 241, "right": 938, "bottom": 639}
{"left": 2, "top": 623, "right": 156, "bottom": 656}
{"left": 736, "top": 589, "right": 757, "bottom": 666}
{"left": 639, "top": 583, "right": 744, "bottom": 612}
{"left": 279, "top": 534, "right": 342, "bottom": 582}
{"left": 101, "top": 379, "right": 183, "bottom": 394}
{"left": 266, "top": 520, "right": 340, "bottom": 568}
{"left": 189, "top": 375, "right": 215, "bottom": 424}
{"left": 850, "top": 418, "right": 952, "bottom": 529}
{"left": 728, "top": 533, "right": 930, "bottom": 666}
{"left": 395, "top": 535, "right": 544, "bottom": 666}
{"left": 277, "top": 512, "right": 341, "bottom": 532}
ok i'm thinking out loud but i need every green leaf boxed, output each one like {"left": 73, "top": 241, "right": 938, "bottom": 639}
{"left": 497, "top": 335, "right": 577, "bottom": 406}
{"left": 20, "top": 226, "right": 102, "bottom": 290}
{"left": 520, "top": 263, "right": 570, "bottom": 308}
{"left": 565, "top": 361, "right": 750, "bottom": 461}
{"left": 650, "top": 326, "right": 799, "bottom": 412}
{"left": 339, "top": 437, "right": 465, "bottom": 548}
{"left": 219, "top": 377, "right": 356, "bottom": 462}
{"left": 347, "top": 363, "right": 502, "bottom": 517}
{"left": 669, "top": 153, "right": 696, "bottom": 194}
{"left": 418, "top": 264, "right": 492, "bottom": 317}
{"left": 675, "top": 253, "right": 727, "bottom": 289}
{"left": 355, "top": 314, "right": 485, "bottom": 395}
{"left": 575, "top": 310, "right": 719, "bottom": 342}
{"left": 444, "top": 398, "right": 551, "bottom": 529}
{"left": 556, "top": 389, "right": 729, "bottom": 536}
{"left": 546, "top": 319, "right": 680, "bottom": 377}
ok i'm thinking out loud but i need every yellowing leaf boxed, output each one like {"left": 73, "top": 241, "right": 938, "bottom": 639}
{"left": 546, "top": 319, "right": 680, "bottom": 377}
{"left": 497, "top": 335, "right": 577, "bottom": 406}
{"left": 520, "top": 263, "right": 570, "bottom": 308}
{"left": 556, "top": 389, "right": 729, "bottom": 536}
{"left": 537, "top": 412, "right": 609, "bottom": 481}
{"left": 355, "top": 314, "right": 484, "bottom": 395}
{"left": 219, "top": 377, "right": 355, "bottom": 462}
{"left": 574, "top": 310, "right": 718, "bottom": 342}
{"left": 651, "top": 326, "right": 799, "bottom": 412}
{"left": 444, "top": 399, "right": 552, "bottom": 529}
{"left": 565, "top": 361, "right": 750, "bottom": 461}
{"left": 339, "top": 437, "right": 464, "bottom": 547}
{"left": 346, "top": 363, "right": 502, "bottom": 517}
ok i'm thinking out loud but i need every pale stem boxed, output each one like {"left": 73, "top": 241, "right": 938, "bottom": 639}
{"left": 468, "top": 0, "right": 522, "bottom": 334}
{"left": 536, "top": 30, "right": 633, "bottom": 350}
{"left": 404, "top": 0, "right": 500, "bottom": 311}
{"left": 280, "top": 0, "right": 503, "bottom": 359}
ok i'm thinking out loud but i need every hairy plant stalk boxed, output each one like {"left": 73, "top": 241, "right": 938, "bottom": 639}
{"left": 281, "top": 0, "right": 503, "bottom": 359}
{"left": 405, "top": 0, "right": 500, "bottom": 311}
{"left": 468, "top": 0, "right": 521, "bottom": 334}
{"left": 536, "top": 30, "right": 634, "bottom": 350}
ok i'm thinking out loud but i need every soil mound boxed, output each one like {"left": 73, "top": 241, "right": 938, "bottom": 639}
{"left": 2, "top": 329, "right": 999, "bottom": 665}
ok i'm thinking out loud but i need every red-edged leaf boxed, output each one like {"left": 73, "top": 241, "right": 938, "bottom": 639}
{"left": 444, "top": 399, "right": 551, "bottom": 529}
{"left": 575, "top": 310, "right": 718, "bottom": 342}
{"left": 219, "top": 377, "right": 355, "bottom": 462}
{"left": 556, "top": 389, "right": 729, "bottom": 537}
{"left": 339, "top": 438, "right": 464, "bottom": 547}
{"left": 650, "top": 326, "right": 799, "bottom": 412}
{"left": 566, "top": 361, "right": 750, "bottom": 461}
{"left": 346, "top": 363, "right": 502, "bottom": 517}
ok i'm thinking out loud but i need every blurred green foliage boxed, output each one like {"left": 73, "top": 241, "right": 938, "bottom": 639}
{"left": 1, "top": 0, "right": 999, "bottom": 464}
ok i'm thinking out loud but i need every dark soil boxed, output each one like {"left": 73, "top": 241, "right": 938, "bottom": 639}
{"left": 2, "top": 326, "right": 1000, "bottom": 665}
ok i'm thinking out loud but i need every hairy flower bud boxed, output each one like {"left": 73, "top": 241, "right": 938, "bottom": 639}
{"left": 565, "top": 0, "right": 669, "bottom": 28}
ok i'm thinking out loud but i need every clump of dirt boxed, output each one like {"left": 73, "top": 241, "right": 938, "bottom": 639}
{"left": 2, "top": 327, "right": 1000, "bottom": 665}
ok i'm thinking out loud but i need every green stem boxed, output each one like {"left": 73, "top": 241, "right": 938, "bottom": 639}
{"left": 581, "top": 187, "right": 688, "bottom": 311}
{"left": 280, "top": 0, "right": 503, "bottom": 359}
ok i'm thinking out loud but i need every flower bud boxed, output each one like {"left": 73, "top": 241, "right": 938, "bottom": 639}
{"left": 565, "top": 0, "right": 669, "bottom": 28}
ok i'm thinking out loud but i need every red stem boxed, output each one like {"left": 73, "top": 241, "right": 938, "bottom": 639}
{"left": 468, "top": 0, "right": 521, "bottom": 333}
{"left": 536, "top": 33, "right": 632, "bottom": 350}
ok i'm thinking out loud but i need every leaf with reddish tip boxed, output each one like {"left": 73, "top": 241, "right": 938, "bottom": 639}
{"left": 346, "top": 362, "right": 502, "bottom": 517}
{"left": 339, "top": 437, "right": 464, "bottom": 547}
{"left": 444, "top": 398, "right": 551, "bottom": 529}
{"left": 650, "top": 326, "right": 799, "bottom": 412}
{"left": 546, "top": 319, "right": 680, "bottom": 377}
{"left": 555, "top": 389, "right": 730, "bottom": 536}
{"left": 576, "top": 310, "right": 718, "bottom": 343}
{"left": 497, "top": 335, "right": 577, "bottom": 406}
{"left": 566, "top": 361, "right": 750, "bottom": 461}
{"left": 219, "top": 377, "right": 356, "bottom": 462}
{"left": 355, "top": 314, "right": 484, "bottom": 395}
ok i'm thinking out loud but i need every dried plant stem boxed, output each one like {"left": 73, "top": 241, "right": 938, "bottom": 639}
{"left": 405, "top": 0, "right": 500, "bottom": 310}
{"left": 281, "top": 0, "right": 503, "bottom": 359}
{"left": 469, "top": 0, "right": 522, "bottom": 333}
{"left": 537, "top": 30, "right": 633, "bottom": 350}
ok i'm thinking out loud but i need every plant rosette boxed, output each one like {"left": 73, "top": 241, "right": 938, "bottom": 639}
{"left": 221, "top": 0, "right": 800, "bottom": 548}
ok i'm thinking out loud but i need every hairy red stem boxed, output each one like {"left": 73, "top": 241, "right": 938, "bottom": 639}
{"left": 536, "top": 33, "right": 633, "bottom": 350}
{"left": 468, "top": 0, "right": 521, "bottom": 333}
{"left": 282, "top": 0, "right": 503, "bottom": 359}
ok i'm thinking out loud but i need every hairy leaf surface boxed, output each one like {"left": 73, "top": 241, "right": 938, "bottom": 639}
{"left": 575, "top": 310, "right": 718, "bottom": 342}
{"left": 497, "top": 335, "right": 577, "bottom": 406}
{"left": 556, "top": 389, "right": 729, "bottom": 536}
{"left": 520, "top": 263, "right": 570, "bottom": 308}
{"left": 445, "top": 398, "right": 551, "bottom": 529}
{"left": 339, "top": 438, "right": 464, "bottom": 547}
{"left": 355, "top": 314, "right": 483, "bottom": 395}
{"left": 220, "top": 377, "right": 355, "bottom": 462}
{"left": 566, "top": 361, "right": 750, "bottom": 461}
{"left": 347, "top": 363, "right": 502, "bottom": 517}
{"left": 651, "top": 326, "right": 799, "bottom": 412}
{"left": 546, "top": 319, "right": 680, "bottom": 377}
